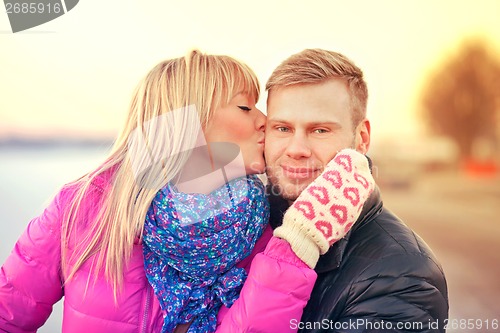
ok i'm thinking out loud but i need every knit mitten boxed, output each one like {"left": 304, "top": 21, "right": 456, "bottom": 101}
{"left": 274, "top": 149, "right": 375, "bottom": 268}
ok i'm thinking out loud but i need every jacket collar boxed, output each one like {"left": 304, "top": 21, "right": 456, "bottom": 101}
{"left": 267, "top": 185, "right": 384, "bottom": 274}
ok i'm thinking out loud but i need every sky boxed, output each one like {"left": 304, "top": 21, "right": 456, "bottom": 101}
{"left": 1, "top": 0, "right": 499, "bottom": 144}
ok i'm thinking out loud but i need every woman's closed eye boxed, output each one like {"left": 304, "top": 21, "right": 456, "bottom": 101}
{"left": 238, "top": 105, "right": 251, "bottom": 111}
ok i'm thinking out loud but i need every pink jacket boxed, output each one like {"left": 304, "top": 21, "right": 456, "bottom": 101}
{"left": 0, "top": 172, "right": 316, "bottom": 332}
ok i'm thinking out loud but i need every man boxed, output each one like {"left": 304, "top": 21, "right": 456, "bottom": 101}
{"left": 264, "top": 49, "right": 449, "bottom": 332}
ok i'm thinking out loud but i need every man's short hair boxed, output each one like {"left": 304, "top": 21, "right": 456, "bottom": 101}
{"left": 266, "top": 49, "right": 368, "bottom": 126}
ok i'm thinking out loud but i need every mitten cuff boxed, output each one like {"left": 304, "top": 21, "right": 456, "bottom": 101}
{"left": 274, "top": 220, "right": 321, "bottom": 269}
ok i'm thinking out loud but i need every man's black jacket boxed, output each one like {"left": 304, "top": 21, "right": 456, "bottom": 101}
{"left": 269, "top": 187, "right": 449, "bottom": 333}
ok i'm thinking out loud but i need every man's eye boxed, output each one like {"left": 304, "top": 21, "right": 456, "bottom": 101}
{"left": 276, "top": 127, "right": 289, "bottom": 132}
{"left": 313, "top": 128, "right": 328, "bottom": 134}
{"left": 238, "top": 106, "right": 251, "bottom": 111}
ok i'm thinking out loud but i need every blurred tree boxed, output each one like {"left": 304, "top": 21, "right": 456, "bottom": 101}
{"left": 421, "top": 40, "right": 500, "bottom": 160}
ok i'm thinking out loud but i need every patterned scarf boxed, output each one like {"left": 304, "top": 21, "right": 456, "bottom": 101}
{"left": 143, "top": 175, "right": 269, "bottom": 333}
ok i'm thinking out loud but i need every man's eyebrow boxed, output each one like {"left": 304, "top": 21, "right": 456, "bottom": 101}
{"left": 308, "top": 121, "right": 343, "bottom": 129}
{"left": 267, "top": 118, "right": 290, "bottom": 124}
{"left": 268, "top": 118, "right": 342, "bottom": 129}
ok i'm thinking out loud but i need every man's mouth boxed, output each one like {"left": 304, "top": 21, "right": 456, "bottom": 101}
{"left": 281, "top": 165, "right": 319, "bottom": 179}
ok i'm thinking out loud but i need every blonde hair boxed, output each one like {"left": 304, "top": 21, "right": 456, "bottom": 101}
{"left": 61, "top": 50, "right": 260, "bottom": 298}
{"left": 266, "top": 48, "right": 368, "bottom": 126}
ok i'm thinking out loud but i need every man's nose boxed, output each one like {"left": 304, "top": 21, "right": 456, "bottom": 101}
{"left": 285, "top": 133, "right": 311, "bottom": 159}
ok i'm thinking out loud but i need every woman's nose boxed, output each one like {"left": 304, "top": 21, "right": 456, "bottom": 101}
{"left": 255, "top": 107, "right": 266, "bottom": 132}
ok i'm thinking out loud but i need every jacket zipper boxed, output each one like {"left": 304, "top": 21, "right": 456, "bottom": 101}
{"left": 141, "top": 287, "right": 152, "bottom": 333}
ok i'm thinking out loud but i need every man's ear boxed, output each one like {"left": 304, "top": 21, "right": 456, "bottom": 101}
{"left": 355, "top": 119, "right": 371, "bottom": 154}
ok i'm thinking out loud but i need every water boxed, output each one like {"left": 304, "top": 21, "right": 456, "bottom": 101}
{"left": 0, "top": 144, "right": 110, "bottom": 332}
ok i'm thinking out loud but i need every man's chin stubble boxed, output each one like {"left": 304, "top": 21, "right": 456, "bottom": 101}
{"left": 270, "top": 184, "right": 301, "bottom": 201}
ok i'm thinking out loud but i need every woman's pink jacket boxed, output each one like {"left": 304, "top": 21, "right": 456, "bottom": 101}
{"left": 0, "top": 172, "right": 316, "bottom": 332}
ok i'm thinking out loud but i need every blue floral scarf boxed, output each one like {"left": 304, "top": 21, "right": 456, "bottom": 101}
{"left": 143, "top": 175, "right": 269, "bottom": 333}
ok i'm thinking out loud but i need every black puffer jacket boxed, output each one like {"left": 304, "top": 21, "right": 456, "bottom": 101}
{"left": 269, "top": 187, "right": 449, "bottom": 333}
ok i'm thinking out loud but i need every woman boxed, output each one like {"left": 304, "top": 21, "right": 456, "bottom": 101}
{"left": 0, "top": 50, "right": 374, "bottom": 332}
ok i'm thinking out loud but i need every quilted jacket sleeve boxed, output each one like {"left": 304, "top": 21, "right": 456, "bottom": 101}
{"left": 216, "top": 235, "right": 317, "bottom": 332}
{"left": 0, "top": 190, "right": 65, "bottom": 333}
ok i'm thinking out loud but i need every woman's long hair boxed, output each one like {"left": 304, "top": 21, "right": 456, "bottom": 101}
{"left": 61, "top": 50, "right": 260, "bottom": 299}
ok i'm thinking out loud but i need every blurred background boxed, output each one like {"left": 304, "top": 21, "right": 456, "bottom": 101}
{"left": 1, "top": 1, "right": 499, "bottom": 331}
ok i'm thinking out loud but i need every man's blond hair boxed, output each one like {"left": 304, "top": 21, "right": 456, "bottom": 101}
{"left": 266, "top": 48, "right": 368, "bottom": 126}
